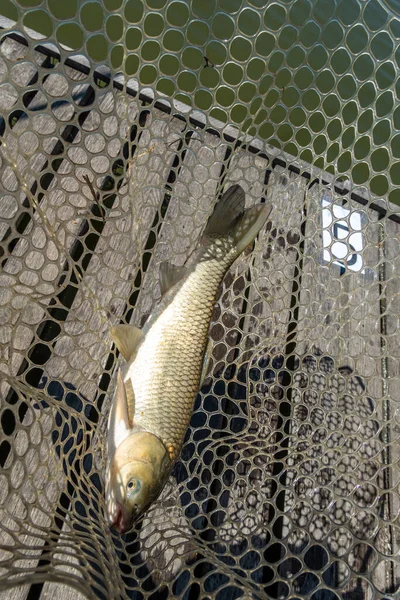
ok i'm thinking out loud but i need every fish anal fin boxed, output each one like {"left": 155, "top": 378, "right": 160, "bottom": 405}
{"left": 111, "top": 324, "right": 144, "bottom": 361}
{"left": 125, "top": 377, "right": 135, "bottom": 425}
{"left": 159, "top": 262, "right": 187, "bottom": 295}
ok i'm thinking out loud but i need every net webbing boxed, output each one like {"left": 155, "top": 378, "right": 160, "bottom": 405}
{"left": 0, "top": 2, "right": 399, "bottom": 599}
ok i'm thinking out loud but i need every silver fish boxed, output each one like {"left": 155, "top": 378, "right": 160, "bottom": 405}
{"left": 105, "top": 185, "right": 272, "bottom": 533}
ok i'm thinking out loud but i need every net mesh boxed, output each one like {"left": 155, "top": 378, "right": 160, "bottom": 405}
{"left": 0, "top": 1, "right": 399, "bottom": 599}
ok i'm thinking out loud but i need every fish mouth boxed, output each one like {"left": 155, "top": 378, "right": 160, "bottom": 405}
{"left": 110, "top": 502, "right": 131, "bottom": 534}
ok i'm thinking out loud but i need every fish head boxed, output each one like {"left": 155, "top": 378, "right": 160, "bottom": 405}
{"left": 106, "top": 430, "right": 171, "bottom": 533}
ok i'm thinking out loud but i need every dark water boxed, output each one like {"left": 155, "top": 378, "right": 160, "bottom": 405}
{"left": 0, "top": 0, "right": 398, "bottom": 202}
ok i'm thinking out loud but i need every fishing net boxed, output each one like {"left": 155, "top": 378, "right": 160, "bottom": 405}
{"left": 0, "top": 1, "right": 399, "bottom": 599}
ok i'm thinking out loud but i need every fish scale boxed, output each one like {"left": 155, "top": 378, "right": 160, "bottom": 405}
{"left": 128, "top": 256, "right": 232, "bottom": 460}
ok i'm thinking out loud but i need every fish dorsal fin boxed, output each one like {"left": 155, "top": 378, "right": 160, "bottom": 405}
{"left": 111, "top": 324, "right": 144, "bottom": 361}
{"left": 159, "top": 262, "right": 187, "bottom": 295}
{"left": 204, "top": 184, "right": 246, "bottom": 236}
{"left": 125, "top": 377, "right": 136, "bottom": 424}
{"left": 108, "top": 369, "right": 131, "bottom": 455}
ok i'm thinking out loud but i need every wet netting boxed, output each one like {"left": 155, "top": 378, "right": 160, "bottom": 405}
{"left": 0, "top": 1, "right": 399, "bottom": 599}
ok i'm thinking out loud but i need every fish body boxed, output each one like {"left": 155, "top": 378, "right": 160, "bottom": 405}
{"left": 128, "top": 241, "right": 232, "bottom": 460}
{"left": 106, "top": 185, "right": 272, "bottom": 532}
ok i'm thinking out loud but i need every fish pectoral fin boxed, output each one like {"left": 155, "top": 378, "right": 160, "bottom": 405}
{"left": 200, "top": 339, "right": 213, "bottom": 388}
{"left": 159, "top": 262, "right": 188, "bottom": 295}
{"left": 115, "top": 368, "right": 131, "bottom": 429}
{"left": 108, "top": 369, "right": 131, "bottom": 454}
{"left": 125, "top": 378, "right": 135, "bottom": 424}
{"left": 111, "top": 324, "right": 144, "bottom": 361}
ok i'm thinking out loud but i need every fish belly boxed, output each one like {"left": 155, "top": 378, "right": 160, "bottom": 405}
{"left": 126, "top": 259, "right": 228, "bottom": 459}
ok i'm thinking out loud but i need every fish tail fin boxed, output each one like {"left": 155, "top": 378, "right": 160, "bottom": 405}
{"left": 229, "top": 202, "right": 272, "bottom": 255}
{"left": 203, "top": 184, "right": 272, "bottom": 256}
{"left": 204, "top": 184, "right": 246, "bottom": 237}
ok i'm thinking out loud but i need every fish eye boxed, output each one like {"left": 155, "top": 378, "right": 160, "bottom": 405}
{"left": 127, "top": 479, "right": 136, "bottom": 491}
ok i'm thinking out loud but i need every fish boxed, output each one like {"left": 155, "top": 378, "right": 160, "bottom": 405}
{"left": 105, "top": 184, "right": 272, "bottom": 533}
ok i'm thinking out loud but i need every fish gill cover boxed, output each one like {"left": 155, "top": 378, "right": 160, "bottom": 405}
{"left": 0, "top": 1, "right": 399, "bottom": 599}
